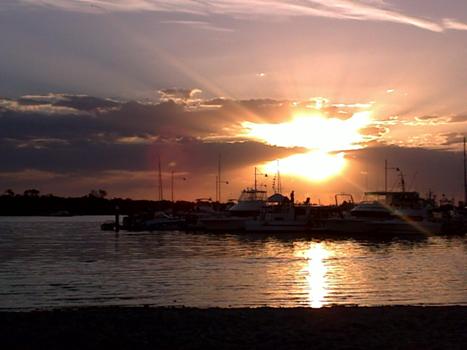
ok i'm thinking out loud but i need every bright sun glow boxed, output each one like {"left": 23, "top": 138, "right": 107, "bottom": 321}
{"left": 242, "top": 111, "right": 372, "bottom": 181}
{"left": 263, "top": 151, "right": 346, "bottom": 182}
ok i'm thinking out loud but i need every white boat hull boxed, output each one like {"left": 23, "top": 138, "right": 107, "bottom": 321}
{"left": 325, "top": 218, "right": 442, "bottom": 236}
{"left": 245, "top": 219, "right": 309, "bottom": 233}
{"left": 200, "top": 217, "right": 247, "bottom": 232}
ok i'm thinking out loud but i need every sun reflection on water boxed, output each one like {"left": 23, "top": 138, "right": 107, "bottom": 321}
{"left": 300, "top": 243, "right": 331, "bottom": 308}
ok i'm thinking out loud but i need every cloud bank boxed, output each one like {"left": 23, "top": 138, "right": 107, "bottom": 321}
{"left": 0, "top": 92, "right": 465, "bottom": 200}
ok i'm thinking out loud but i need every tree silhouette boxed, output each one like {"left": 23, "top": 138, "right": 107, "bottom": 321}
{"left": 3, "top": 189, "right": 14, "bottom": 197}
{"left": 23, "top": 189, "right": 40, "bottom": 197}
{"left": 88, "top": 189, "right": 108, "bottom": 199}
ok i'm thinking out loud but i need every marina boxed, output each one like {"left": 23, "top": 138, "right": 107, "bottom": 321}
{"left": 104, "top": 183, "right": 467, "bottom": 237}
{"left": 103, "top": 149, "right": 467, "bottom": 236}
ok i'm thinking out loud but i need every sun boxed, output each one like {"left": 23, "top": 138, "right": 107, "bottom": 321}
{"left": 262, "top": 151, "right": 347, "bottom": 182}
{"left": 242, "top": 111, "right": 372, "bottom": 181}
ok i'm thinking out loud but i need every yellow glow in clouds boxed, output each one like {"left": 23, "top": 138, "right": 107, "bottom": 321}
{"left": 242, "top": 111, "right": 371, "bottom": 181}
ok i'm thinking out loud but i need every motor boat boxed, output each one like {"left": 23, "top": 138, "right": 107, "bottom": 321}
{"left": 245, "top": 193, "right": 314, "bottom": 233}
{"left": 325, "top": 191, "right": 442, "bottom": 236}
{"left": 200, "top": 188, "right": 267, "bottom": 232}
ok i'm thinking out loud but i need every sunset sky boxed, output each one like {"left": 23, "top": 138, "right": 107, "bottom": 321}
{"left": 1, "top": 0, "right": 466, "bottom": 203}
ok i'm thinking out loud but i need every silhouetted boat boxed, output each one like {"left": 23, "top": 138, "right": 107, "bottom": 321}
{"left": 200, "top": 168, "right": 268, "bottom": 232}
{"left": 200, "top": 188, "right": 267, "bottom": 231}
{"left": 100, "top": 221, "right": 116, "bottom": 231}
{"left": 142, "top": 212, "right": 186, "bottom": 231}
{"left": 245, "top": 193, "right": 316, "bottom": 232}
{"left": 325, "top": 191, "right": 442, "bottom": 235}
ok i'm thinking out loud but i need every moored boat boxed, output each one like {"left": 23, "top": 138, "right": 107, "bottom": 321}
{"left": 325, "top": 191, "right": 442, "bottom": 236}
{"left": 200, "top": 188, "right": 267, "bottom": 232}
{"left": 245, "top": 192, "right": 314, "bottom": 233}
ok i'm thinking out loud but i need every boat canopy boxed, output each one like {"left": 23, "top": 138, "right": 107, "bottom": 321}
{"left": 238, "top": 188, "right": 267, "bottom": 202}
{"left": 267, "top": 193, "right": 289, "bottom": 203}
{"left": 364, "top": 191, "right": 424, "bottom": 208}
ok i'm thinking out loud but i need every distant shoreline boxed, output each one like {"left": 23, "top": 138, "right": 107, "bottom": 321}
{"left": 0, "top": 193, "right": 197, "bottom": 216}
{"left": 1, "top": 306, "right": 465, "bottom": 349}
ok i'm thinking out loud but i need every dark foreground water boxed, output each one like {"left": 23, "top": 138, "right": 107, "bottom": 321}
{"left": 0, "top": 216, "right": 466, "bottom": 309}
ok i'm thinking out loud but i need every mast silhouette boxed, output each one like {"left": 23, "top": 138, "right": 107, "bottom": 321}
{"left": 464, "top": 136, "right": 466, "bottom": 205}
{"left": 218, "top": 154, "right": 221, "bottom": 203}
{"left": 277, "top": 160, "right": 282, "bottom": 194}
{"left": 273, "top": 160, "right": 282, "bottom": 194}
{"left": 158, "top": 156, "right": 163, "bottom": 201}
{"left": 384, "top": 159, "right": 388, "bottom": 193}
{"left": 171, "top": 169, "right": 174, "bottom": 203}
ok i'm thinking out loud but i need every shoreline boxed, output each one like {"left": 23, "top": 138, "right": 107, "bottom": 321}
{"left": 1, "top": 305, "right": 466, "bottom": 349}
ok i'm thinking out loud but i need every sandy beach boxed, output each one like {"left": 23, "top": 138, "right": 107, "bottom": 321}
{"left": 1, "top": 306, "right": 465, "bottom": 349}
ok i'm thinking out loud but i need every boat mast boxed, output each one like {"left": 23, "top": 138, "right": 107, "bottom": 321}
{"left": 384, "top": 159, "right": 388, "bottom": 193}
{"left": 218, "top": 154, "right": 221, "bottom": 203}
{"left": 399, "top": 171, "right": 406, "bottom": 192}
{"left": 277, "top": 160, "right": 282, "bottom": 194}
{"left": 464, "top": 136, "right": 466, "bottom": 205}
{"left": 171, "top": 169, "right": 174, "bottom": 202}
{"left": 158, "top": 156, "right": 163, "bottom": 201}
{"left": 254, "top": 167, "right": 257, "bottom": 192}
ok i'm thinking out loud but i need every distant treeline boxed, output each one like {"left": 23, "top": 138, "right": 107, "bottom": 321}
{"left": 0, "top": 189, "right": 199, "bottom": 216}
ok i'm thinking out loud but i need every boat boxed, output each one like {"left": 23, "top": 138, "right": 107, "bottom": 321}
{"left": 325, "top": 191, "right": 442, "bottom": 235}
{"left": 201, "top": 167, "right": 268, "bottom": 232}
{"left": 100, "top": 220, "right": 116, "bottom": 231}
{"left": 200, "top": 188, "right": 267, "bottom": 231}
{"left": 245, "top": 192, "right": 314, "bottom": 233}
{"left": 120, "top": 211, "right": 185, "bottom": 232}
{"left": 142, "top": 212, "right": 186, "bottom": 231}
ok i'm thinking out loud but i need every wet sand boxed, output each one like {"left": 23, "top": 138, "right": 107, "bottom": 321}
{"left": 1, "top": 306, "right": 465, "bottom": 349}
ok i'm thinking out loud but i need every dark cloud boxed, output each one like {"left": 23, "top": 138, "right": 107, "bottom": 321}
{"left": 449, "top": 115, "right": 467, "bottom": 123}
{"left": 416, "top": 115, "right": 441, "bottom": 121}
{"left": 158, "top": 88, "right": 202, "bottom": 104}
{"left": 0, "top": 136, "right": 299, "bottom": 174}
{"left": 54, "top": 95, "right": 120, "bottom": 111}
{"left": 15, "top": 94, "right": 119, "bottom": 111}
{"left": 441, "top": 132, "right": 465, "bottom": 146}
{"left": 0, "top": 93, "right": 304, "bottom": 177}
{"left": 410, "top": 114, "right": 467, "bottom": 124}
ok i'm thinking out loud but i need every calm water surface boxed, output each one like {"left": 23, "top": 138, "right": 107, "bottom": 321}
{"left": 0, "top": 216, "right": 466, "bottom": 309}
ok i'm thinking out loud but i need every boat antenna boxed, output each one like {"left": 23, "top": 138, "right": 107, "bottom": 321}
{"left": 216, "top": 154, "right": 229, "bottom": 203}
{"left": 158, "top": 155, "right": 163, "bottom": 201}
{"left": 277, "top": 160, "right": 282, "bottom": 194}
{"left": 399, "top": 169, "right": 406, "bottom": 192}
{"left": 385, "top": 160, "right": 401, "bottom": 192}
{"left": 254, "top": 167, "right": 268, "bottom": 193}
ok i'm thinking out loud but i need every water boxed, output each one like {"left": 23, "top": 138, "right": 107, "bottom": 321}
{"left": 0, "top": 216, "right": 466, "bottom": 310}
